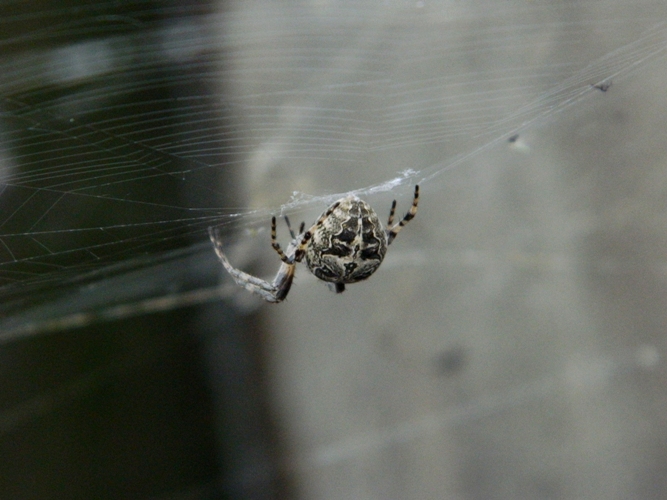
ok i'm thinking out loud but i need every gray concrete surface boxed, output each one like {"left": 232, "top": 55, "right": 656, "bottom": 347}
{"left": 223, "top": 1, "right": 667, "bottom": 498}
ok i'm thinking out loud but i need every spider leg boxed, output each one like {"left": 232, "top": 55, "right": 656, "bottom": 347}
{"left": 293, "top": 200, "right": 341, "bottom": 261}
{"left": 270, "top": 216, "right": 291, "bottom": 263}
{"left": 387, "top": 184, "right": 419, "bottom": 245}
{"left": 209, "top": 227, "right": 294, "bottom": 303}
{"left": 269, "top": 261, "right": 296, "bottom": 302}
{"left": 284, "top": 215, "right": 296, "bottom": 239}
{"left": 284, "top": 216, "right": 306, "bottom": 240}
{"left": 387, "top": 199, "right": 397, "bottom": 227}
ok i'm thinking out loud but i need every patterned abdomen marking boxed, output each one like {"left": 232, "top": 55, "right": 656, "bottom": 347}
{"left": 305, "top": 197, "right": 387, "bottom": 284}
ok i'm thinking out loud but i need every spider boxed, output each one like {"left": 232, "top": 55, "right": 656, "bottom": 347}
{"left": 209, "top": 185, "right": 419, "bottom": 303}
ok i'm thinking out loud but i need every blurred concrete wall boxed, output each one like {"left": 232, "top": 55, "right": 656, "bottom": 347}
{"left": 222, "top": 1, "right": 667, "bottom": 499}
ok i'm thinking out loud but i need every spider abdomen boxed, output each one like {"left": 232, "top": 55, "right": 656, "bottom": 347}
{"left": 305, "top": 196, "right": 387, "bottom": 284}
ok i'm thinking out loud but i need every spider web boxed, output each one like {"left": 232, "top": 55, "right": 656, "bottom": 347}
{"left": 2, "top": 1, "right": 667, "bottom": 498}
{"left": 1, "top": 3, "right": 665, "bottom": 335}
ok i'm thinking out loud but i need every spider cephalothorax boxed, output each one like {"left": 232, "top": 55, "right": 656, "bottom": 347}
{"left": 209, "top": 185, "right": 419, "bottom": 303}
